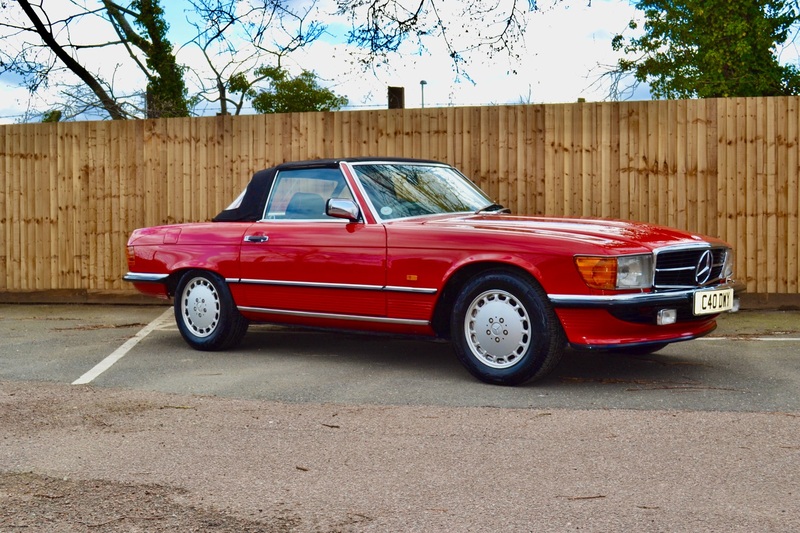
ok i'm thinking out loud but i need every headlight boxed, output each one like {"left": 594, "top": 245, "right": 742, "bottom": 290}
{"left": 721, "top": 248, "right": 734, "bottom": 279}
{"left": 617, "top": 254, "right": 654, "bottom": 288}
{"left": 575, "top": 254, "right": 653, "bottom": 290}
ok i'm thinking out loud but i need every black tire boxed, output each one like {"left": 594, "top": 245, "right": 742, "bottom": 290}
{"left": 614, "top": 342, "right": 668, "bottom": 357}
{"left": 450, "top": 270, "right": 566, "bottom": 386}
{"left": 174, "top": 270, "right": 249, "bottom": 351}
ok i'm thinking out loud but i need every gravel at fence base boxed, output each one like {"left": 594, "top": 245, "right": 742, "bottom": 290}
{"left": 1, "top": 380, "right": 799, "bottom": 533}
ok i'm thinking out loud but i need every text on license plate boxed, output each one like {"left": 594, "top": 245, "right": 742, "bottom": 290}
{"left": 693, "top": 288, "right": 735, "bottom": 315}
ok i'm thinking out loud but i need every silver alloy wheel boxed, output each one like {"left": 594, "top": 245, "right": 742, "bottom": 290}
{"left": 180, "top": 276, "right": 221, "bottom": 338}
{"left": 464, "top": 289, "right": 532, "bottom": 369}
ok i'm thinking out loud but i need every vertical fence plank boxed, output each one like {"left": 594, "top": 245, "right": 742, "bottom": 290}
{"left": 690, "top": 99, "right": 703, "bottom": 235}
{"left": 601, "top": 103, "right": 616, "bottom": 219}
{"left": 500, "top": 106, "right": 512, "bottom": 212}
{"left": 764, "top": 98, "right": 777, "bottom": 293}
{"left": 56, "top": 122, "right": 69, "bottom": 288}
{"left": 0, "top": 126, "right": 7, "bottom": 289}
{"left": 8, "top": 125, "right": 22, "bottom": 289}
{"left": 47, "top": 122, "right": 59, "bottom": 288}
{"left": 618, "top": 102, "right": 631, "bottom": 220}
{"left": 514, "top": 107, "right": 527, "bottom": 216}
{"left": 720, "top": 99, "right": 736, "bottom": 283}
{"left": 743, "top": 98, "right": 756, "bottom": 292}
{"left": 608, "top": 103, "right": 621, "bottom": 220}
{"left": 543, "top": 104, "right": 556, "bottom": 215}
{"left": 676, "top": 99, "right": 688, "bottom": 231}
{"left": 582, "top": 103, "right": 595, "bottom": 217}
{"left": 33, "top": 123, "right": 48, "bottom": 289}
{"left": 788, "top": 99, "right": 799, "bottom": 294}
{"left": 20, "top": 124, "right": 33, "bottom": 289}
{"left": 561, "top": 104, "right": 573, "bottom": 216}
{"left": 705, "top": 99, "right": 718, "bottom": 240}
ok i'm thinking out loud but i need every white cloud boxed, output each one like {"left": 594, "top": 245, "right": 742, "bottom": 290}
{"left": 0, "top": 0, "right": 645, "bottom": 122}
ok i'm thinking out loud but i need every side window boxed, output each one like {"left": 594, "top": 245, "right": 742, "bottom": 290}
{"left": 264, "top": 168, "right": 353, "bottom": 220}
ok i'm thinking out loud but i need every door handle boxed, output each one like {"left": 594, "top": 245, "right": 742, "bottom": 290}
{"left": 244, "top": 235, "right": 269, "bottom": 243}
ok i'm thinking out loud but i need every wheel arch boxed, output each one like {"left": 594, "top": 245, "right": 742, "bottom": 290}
{"left": 431, "top": 261, "right": 547, "bottom": 339}
{"left": 163, "top": 267, "right": 227, "bottom": 299}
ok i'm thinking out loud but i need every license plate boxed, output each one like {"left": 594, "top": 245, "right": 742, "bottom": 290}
{"left": 693, "top": 288, "right": 735, "bottom": 315}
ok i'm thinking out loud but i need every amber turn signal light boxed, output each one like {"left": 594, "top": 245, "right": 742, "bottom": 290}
{"left": 126, "top": 246, "right": 136, "bottom": 269}
{"left": 574, "top": 256, "right": 617, "bottom": 290}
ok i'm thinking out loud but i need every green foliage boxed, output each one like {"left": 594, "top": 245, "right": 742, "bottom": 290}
{"left": 132, "top": 0, "right": 190, "bottom": 117}
{"left": 613, "top": 0, "right": 800, "bottom": 98}
{"left": 41, "top": 110, "right": 62, "bottom": 123}
{"left": 250, "top": 67, "right": 348, "bottom": 114}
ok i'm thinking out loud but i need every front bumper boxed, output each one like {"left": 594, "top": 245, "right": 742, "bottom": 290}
{"left": 548, "top": 281, "right": 744, "bottom": 349}
{"left": 124, "top": 272, "right": 169, "bottom": 283}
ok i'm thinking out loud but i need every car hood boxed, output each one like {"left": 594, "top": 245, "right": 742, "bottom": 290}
{"left": 410, "top": 213, "right": 721, "bottom": 253}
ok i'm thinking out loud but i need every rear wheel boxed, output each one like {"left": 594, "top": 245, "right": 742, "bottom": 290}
{"left": 450, "top": 270, "right": 565, "bottom": 385}
{"left": 174, "top": 270, "right": 249, "bottom": 351}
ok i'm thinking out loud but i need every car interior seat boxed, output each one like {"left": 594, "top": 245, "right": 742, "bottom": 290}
{"left": 285, "top": 192, "right": 327, "bottom": 219}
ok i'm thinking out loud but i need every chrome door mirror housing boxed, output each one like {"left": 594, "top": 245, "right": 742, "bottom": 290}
{"left": 326, "top": 198, "right": 361, "bottom": 222}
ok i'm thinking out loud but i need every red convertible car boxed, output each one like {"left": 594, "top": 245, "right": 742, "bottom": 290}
{"left": 125, "top": 158, "right": 741, "bottom": 385}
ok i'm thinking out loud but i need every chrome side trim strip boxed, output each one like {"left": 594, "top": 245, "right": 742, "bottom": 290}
{"left": 238, "top": 306, "right": 430, "bottom": 326}
{"left": 384, "top": 285, "right": 438, "bottom": 294}
{"left": 124, "top": 272, "right": 169, "bottom": 283}
{"left": 232, "top": 278, "right": 437, "bottom": 294}
{"left": 238, "top": 278, "right": 381, "bottom": 291}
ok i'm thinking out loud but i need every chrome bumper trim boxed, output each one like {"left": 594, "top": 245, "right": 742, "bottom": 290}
{"left": 124, "top": 272, "right": 169, "bottom": 283}
{"left": 549, "top": 281, "right": 744, "bottom": 308}
{"left": 238, "top": 306, "right": 430, "bottom": 326}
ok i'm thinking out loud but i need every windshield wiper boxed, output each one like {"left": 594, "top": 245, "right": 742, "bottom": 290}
{"left": 475, "top": 203, "right": 511, "bottom": 214}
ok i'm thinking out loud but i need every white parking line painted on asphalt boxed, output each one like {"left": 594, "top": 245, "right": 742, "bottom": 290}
{"left": 72, "top": 308, "right": 173, "bottom": 385}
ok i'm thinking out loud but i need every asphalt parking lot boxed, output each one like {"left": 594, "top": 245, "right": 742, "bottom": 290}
{"left": 2, "top": 303, "right": 800, "bottom": 411}
{"left": 1, "top": 303, "right": 800, "bottom": 531}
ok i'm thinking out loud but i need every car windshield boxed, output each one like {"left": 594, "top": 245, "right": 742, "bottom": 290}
{"left": 351, "top": 163, "right": 492, "bottom": 220}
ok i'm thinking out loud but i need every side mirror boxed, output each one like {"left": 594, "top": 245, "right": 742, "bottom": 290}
{"left": 326, "top": 198, "right": 361, "bottom": 222}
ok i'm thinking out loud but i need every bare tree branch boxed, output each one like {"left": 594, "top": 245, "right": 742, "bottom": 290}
{"left": 13, "top": 0, "right": 127, "bottom": 119}
{"left": 336, "top": 0, "right": 534, "bottom": 74}
{"left": 184, "top": 0, "right": 325, "bottom": 115}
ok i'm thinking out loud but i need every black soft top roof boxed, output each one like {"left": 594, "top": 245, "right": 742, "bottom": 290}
{"left": 211, "top": 157, "right": 444, "bottom": 222}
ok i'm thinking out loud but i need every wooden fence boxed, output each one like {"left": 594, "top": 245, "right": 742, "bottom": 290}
{"left": 1, "top": 98, "right": 798, "bottom": 298}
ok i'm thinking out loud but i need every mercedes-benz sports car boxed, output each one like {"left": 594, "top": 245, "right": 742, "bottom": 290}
{"left": 125, "top": 158, "right": 742, "bottom": 385}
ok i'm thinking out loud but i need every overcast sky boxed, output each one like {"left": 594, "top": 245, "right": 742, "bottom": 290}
{"left": 0, "top": 0, "right": 650, "bottom": 123}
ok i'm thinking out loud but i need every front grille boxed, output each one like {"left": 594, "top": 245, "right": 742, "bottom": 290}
{"left": 654, "top": 246, "right": 729, "bottom": 289}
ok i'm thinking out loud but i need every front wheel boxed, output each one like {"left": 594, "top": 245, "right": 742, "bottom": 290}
{"left": 450, "top": 271, "right": 565, "bottom": 385}
{"left": 174, "top": 270, "right": 249, "bottom": 351}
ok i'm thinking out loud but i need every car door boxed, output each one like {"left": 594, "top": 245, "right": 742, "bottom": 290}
{"left": 233, "top": 167, "right": 388, "bottom": 319}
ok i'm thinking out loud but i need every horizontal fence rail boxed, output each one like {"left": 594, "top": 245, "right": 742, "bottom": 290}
{"left": 1, "top": 98, "right": 798, "bottom": 297}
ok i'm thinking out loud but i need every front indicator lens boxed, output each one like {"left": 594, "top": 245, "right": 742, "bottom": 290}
{"left": 574, "top": 257, "right": 617, "bottom": 290}
{"left": 575, "top": 254, "right": 653, "bottom": 290}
